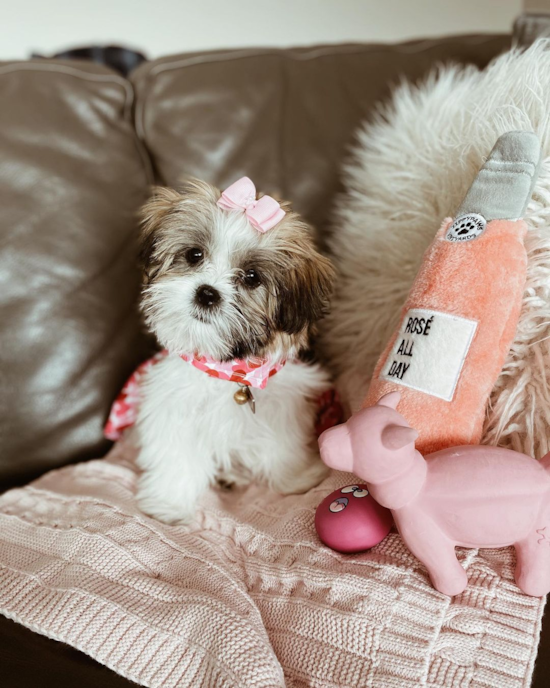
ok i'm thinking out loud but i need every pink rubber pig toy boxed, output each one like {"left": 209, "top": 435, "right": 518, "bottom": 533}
{"left": 318, "top": 391, "right": 550, "bottom": 597}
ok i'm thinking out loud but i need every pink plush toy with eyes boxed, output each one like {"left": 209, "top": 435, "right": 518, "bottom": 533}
{"left": 319, "top": 391, "right": 550, "bottom": 597}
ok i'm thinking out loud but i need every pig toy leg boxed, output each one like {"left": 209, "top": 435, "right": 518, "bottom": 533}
{"left": 410, "top": 540, "right": 468, "bottom": 597}
{"left": 514, "top": 529, "right": 550, "bottom": 597}
{"left": 397, "top": 515, "right": 468, "bottom": 596}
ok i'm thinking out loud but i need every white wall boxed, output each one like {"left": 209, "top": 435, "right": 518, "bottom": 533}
{"left": 3, "top": 0, "right": 522, "bottom": 61}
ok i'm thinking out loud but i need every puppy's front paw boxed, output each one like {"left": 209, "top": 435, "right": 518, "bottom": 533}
{"left": 271, "top": 459, "right": 329, "bottom": 495}
{"left": 137, "top": 480, "right": 196, "bottom": 525}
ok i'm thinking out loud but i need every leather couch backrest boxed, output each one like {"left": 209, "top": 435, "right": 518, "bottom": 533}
{"left": 0, "top": 61, "right": 154, "bottom": 489}
{"left": 0, "top": 35, "right": 509, "bottom": 489}
{"left": 131, "top": 36, "right": 509, "bottom": 236}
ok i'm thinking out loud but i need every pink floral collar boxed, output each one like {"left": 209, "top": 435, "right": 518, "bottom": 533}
{"left": 178, "top": 352, "right": 285, "bottom": 389}
{"left": 104, "top": 351, "right": 343, "bottom": 442}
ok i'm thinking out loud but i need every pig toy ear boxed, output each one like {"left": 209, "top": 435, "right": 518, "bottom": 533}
{"left": 377, "top": 392, "right": 401, "bottom": 410}
{"left": 381, "top": 425, "right": 418, "bottom": 450}
{"left": 318, "top": 424, "right": 353, "bottom": 472}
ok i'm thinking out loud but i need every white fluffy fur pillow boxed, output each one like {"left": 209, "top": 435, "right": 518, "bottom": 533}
{"left": 323, "top": 40, "right": 550, "bottom": 459}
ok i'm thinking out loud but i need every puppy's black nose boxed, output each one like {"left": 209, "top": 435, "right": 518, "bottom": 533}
{"left": 195, "top": 284, "right": 221, "bottom": 309}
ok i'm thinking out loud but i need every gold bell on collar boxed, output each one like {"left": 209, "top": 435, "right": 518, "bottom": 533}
{"left": 234, "top": 384, "right": 256, "bottom": 413}
{"left": 234, "top": 387, "right": 250, "bottom": 405}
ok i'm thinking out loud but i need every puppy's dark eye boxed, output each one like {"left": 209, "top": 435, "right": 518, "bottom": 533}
{"left": 186, "top": 247, "right": 204, "bottom": 265}
{"left": 243, "top": 268, "right": 261, "bottom": 289}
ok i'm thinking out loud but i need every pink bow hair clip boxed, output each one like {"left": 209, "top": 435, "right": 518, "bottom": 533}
{"left": 217, "top": 177, "right": 285, "bottom": 233}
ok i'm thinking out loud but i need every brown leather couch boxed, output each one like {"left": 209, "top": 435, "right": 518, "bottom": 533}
{"left": 2, "top": 32, "right": 549, "bottom": 687}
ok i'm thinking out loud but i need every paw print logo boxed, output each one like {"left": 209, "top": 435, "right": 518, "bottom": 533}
{"left": 446, "top": 213, "right": 487, "bottom": 243}
{"left": 329, "top": 485, "right": 369, "bottom": 512}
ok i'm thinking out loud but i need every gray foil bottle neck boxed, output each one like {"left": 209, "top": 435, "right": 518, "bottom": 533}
{"left": 456, "top": 131, "right": 541, "bottom": 222}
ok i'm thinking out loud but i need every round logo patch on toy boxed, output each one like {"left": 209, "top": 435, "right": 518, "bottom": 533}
{"left": 446, "top": 213, "right": 486, "bottom": 242}
{"left": 315, "top": 484, "right": 393, "bottom": 553}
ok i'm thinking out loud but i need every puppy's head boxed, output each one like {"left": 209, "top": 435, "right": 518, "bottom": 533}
{"left": 139, "top": 179, "right": 334, "bottom": 361}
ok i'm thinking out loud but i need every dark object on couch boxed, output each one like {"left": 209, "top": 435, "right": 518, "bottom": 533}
{"left": 1, "top": 29, "right": 549, "bottom": 688}
{"left": 32, "top": 45, "right": 147, "bottom": 76}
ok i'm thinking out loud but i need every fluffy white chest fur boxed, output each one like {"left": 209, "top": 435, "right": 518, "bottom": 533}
{"left": 135, "top": 354, "right": 330, "bottom": 523}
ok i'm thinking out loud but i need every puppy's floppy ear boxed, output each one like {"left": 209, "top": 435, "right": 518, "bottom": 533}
{"left": 276, "top": 247, "right": 335, "bottom": 335}
{"left": 139, "top": 186, "right": 181, "bottom": 283}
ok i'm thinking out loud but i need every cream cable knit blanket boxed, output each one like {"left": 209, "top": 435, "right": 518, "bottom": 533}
{"left": 0, "top": 440, "right": 543, "bottom": 687}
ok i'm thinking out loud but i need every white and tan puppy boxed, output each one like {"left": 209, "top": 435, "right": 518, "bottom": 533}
{"left": 133, "top": 178, "right": 334, "bottom": 524}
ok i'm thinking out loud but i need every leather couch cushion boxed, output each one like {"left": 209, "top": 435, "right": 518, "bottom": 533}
{"left": 0, "top": 61, "right": 153, "bottom": 490}
{"left": 131, "top": 36, "right": 509, "bottom": 237}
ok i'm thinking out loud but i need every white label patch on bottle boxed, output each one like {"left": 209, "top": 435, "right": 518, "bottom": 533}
{"left": 380, "top": 308, "right": 478, "bottom": 401}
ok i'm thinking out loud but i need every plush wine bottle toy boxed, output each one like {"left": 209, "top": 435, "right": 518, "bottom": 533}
{"left": 363, "top": 131, "right": 541, "bottom": 454}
